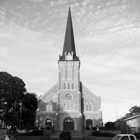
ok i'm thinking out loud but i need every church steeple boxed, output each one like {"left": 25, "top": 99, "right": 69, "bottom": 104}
{"left": 59, "top": 7, "right": 79, "bottom": 61}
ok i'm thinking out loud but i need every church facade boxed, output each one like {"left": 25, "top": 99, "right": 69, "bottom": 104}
{"left": 36, "top": 8, "right": 102, "bottom": 131}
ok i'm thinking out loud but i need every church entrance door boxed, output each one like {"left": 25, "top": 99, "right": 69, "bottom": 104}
{"left": 86, "top": 119, "right": 92, "bottom": 129}
{"left": 63, "top": 118, "right": 74, "bottom": 130}
{"left": 45, "top": 118, "right": 52, "bottom": 129}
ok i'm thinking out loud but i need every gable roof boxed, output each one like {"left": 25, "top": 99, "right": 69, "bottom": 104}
{"left": 81, "top": 83, "right": 101, "bottom": 102}
{"left": 123, "top": 113, "right": 140, "bottom": 121}
{"left": 39, "top": 83, "right": 58, "bottom": 100}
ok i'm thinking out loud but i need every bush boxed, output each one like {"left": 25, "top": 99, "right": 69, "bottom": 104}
{"left": 134, "top": 133, "right": 140, "bottom": 138}
{"left": 28, "top": 130, "right": 43, "bottom": 136}
{"left": 59, "top": 131, "right": 71, "bottom": 140}
{"left": 46, "top": 127, "right": 51, "bottom": 130}
{"left": 85, "top": 127, "right": 104, "bottom": 130}
{"left": 92, "top": 131, "right": 115, "bottom": 137}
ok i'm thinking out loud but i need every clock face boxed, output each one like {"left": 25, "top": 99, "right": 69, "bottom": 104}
{"left": 67, "top": 55, "right": 72, "bottom": 60}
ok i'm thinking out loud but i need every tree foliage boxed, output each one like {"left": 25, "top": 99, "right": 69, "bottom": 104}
{"left": 21, "top": 92, "right": 38, "bottom": 128}
{"left": 0, "top": 71, "right": 37, "bottom": 128}
{"left": 104, "top": 122, "right": 116, "bottom": 130}
{"left": 129, "top": 106, "right": 140, "bottom": 114}
{"left": 125, "top": 105, "right": 140, "bottom": 118}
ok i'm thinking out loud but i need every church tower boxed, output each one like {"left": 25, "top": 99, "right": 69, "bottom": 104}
{"left": 58, "top": 8, "right": 83, "bottom": 131}
{"left": 36, "top": 7, "right": 102, "bottom": 132}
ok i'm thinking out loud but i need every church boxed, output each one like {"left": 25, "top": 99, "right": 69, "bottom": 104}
{"left": 36, "top": 8, "right": 102, "bottom": 131}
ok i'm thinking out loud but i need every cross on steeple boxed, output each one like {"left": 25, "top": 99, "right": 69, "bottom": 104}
{"left": 66, "top": 0, "right": 74, "bottom": 7}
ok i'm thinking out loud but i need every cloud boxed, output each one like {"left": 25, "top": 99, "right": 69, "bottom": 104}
{"left": 1, "top": 0, "right": 140, "bottom": 123}
{"left": 0, "top": 25, "right": 61, "bottom": 93}
{"left": 75, "top": 0, "right": 140, "bottom": 39}
{"left": 0, "top": 7, "right": 6, "bottom": 21}
{"left": 29, "top": 0, "right": 46, "bottom": 3}
{"left": 79, "top": 21, "right": 140, "bottom": 115}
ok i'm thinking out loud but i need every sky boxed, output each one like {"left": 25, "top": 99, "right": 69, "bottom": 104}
{"left": 0, "top": 0, "right": 140, "bottom": 124}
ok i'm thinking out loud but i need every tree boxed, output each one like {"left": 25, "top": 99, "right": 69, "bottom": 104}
{"left": 0, "top": 72, "right": 37, "bottom": 128}
{"left": 0, "top": 72, "right": 26, "bottom": 127}
{"left": 124, "top": 105, "right": 140, "bottom": 118}
{"left": 21, "top": 92, "right": 37, "bottom": 128}
{"left": 104, "top": 122, "right": 116, "bottom": 130}
{"left": 129, "top": 106, "right": 140, "bottom": 115}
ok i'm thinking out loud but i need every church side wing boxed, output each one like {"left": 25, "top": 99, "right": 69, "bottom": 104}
{"left": 38, "top": 83, "right": 59, "bottom": 112}
{"left": 81, "top": 83, "right": 101, "bottom": 111}
{"left": 81, "top": 82, "right": 102, "bottom": 126}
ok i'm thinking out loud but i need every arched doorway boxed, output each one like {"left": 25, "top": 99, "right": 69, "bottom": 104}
{"left": 45, "top": 118, "right": 52, "bottom": 129}
{"left": 86, "top": 119, "right": 92, "bottom": 129}
{"left": 63, "top": 117, "right": 74, "bottom": 130}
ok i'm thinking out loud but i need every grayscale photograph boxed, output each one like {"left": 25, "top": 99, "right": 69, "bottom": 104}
{"left": 0, "top": 0, "right": 140, "bottom": 140}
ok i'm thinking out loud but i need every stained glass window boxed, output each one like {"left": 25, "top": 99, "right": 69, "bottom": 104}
{"left": 64, "top": 83, "right": 66, "bottom": 89}
{"left": 67, "top": 83, "right": 70, "bottom": 89}
{"left": 71, "top": 83, "right": 74, "bottom": 89}
{"left": 86, "top": 103, "right": 92, "bottom": 111}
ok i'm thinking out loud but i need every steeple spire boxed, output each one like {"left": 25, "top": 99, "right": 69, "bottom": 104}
{"left": 60, "top": 7, "right": 79, "bottom": 61}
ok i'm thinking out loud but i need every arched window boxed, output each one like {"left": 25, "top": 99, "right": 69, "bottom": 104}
{"left": 67, "top": 83, "right": 70, "bottom": 89}
{"left": 86, "top": 104, "right": 88, "bottom": 111}
{"left": 61, "top": 69, "right": 63, "bottom": 78}
{"left": 71, "top": 83, "right": 74, "bottom": 89}
{"left": 67, "top": 103, "right": 70, "bottom": 110}
{"left": 71, "top": 103, "right": 74, "bottom": 110}
{"left": 46, "top": 105, "right": 49, "bottom": 111}
{"left": 89, "top": 104, "right": 92, "bottom": 111}
{"left": 86, "top": 103, "right": 92, "bottom": 111}
{"left": 63, "top": 103, "right": 66, "bottom": 110}
{"left": 64, "top": 83, "right": 66, "bottom": 89}
{"left": 50, "top": 104, "right": 52, "bottom": 111}
{"left": 46, "top": 104, "right": 53, "bottom": 111}
{"left": 67, "top": 70, "right": 71, "bottom": 79}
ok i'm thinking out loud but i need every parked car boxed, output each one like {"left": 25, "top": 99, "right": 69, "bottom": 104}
{"left": 112, "top": 134, "right": 137, "bottom": 140}
{"left": 0, "top": 134, "right": 17, "bottom": 140}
